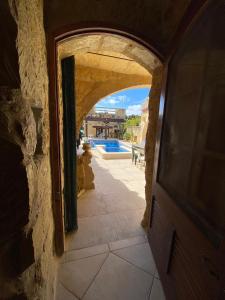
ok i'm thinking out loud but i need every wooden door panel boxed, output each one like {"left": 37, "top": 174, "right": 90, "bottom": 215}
{"left": 148, "top": 1, "right": 225, "bottom": 299}
{"left": 149, "top": 185, "right": 222, "bottom": 300}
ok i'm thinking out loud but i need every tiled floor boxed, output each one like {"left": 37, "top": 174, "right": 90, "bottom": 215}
{"left": 56, "top": 151, "right": 165, "bottom": 300}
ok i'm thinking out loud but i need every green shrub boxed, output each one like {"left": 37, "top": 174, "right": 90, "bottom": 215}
{"left": 123, "top": 132, "right": 132, "bottom": 140}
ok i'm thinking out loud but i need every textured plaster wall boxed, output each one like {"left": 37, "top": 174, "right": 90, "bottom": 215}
{"left": 8, "top": 0, "right": 57, "bottom": 299}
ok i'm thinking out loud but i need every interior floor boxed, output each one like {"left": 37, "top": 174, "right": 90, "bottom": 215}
{"left": 56, "top": 151, "right": 165, "bottom": 300}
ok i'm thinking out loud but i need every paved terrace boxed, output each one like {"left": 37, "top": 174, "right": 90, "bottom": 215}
{"left": 56, "top": 151, "right": 165, "bottom": 300}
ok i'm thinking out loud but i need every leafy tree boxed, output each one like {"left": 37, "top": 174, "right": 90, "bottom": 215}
{"left": 124, "top": 115, "right": 141, "bottom": 127}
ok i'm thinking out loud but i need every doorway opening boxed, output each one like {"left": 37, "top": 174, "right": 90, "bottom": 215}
{"left": 55, "top": 33, "right": 161, "bottom": 238}
{"left": 53, "top": 32, "right": 164, "bottom": 299}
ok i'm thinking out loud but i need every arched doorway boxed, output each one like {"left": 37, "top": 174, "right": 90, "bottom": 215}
{"left": 48, "top": 29, "right": 162, "bottom": 256}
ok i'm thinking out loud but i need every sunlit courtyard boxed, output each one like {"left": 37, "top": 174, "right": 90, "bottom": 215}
{"left": 56, "top": 151, "right": 165, "bottom": 300}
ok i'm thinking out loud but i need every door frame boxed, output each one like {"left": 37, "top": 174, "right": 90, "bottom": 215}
{"left": 47, "top": 24, "right": 162, "bottom": 256}
{"left": 47, "top": 1, "right": 207, "bottom": 257}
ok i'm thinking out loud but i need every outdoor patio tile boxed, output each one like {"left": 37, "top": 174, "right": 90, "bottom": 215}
{"left": 83, "top": 253, "right": 153, "bottom": 300}
{"left": 149, "top": 278, "right": 166, "bottom": 300}
{"left": 109, "top": 235, "right": 146, "bottom": 251}
{"left": 59, "top": 253, "right": 108, "bottom": 299}
{"left": 113, "top": 242, "right": 156, "bottom": 275}
{"left": 64, "top": 244, "right": 109, "bottom": 262}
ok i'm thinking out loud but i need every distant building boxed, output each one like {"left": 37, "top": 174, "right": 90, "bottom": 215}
{"left": 84, "top": 107, "right": 126, "bottom": 139}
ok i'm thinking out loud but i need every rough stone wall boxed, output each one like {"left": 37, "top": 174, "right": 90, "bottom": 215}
{"left": 44, "top": 0, "right": 192, "bottom": 56}
{"left": 142, "top": 66, "right": 163, "bottom": 228}
{"left": 7, "top": 0, "right": 57, "bottom": 299}
{"left": 0, "top": 88, "right": 32, "bottom": 298}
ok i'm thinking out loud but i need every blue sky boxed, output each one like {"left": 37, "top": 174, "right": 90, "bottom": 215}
{"left": 95, "top": 88, "right": 150, "bottom": 116}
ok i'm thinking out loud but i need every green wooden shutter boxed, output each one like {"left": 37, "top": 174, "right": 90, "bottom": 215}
{"left": 61, "top": 56, "right": 77, "bottom": 232}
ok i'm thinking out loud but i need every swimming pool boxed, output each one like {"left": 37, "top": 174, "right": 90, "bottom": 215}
{"left": 89, "top": 139, "right": 132, "bottom": 159}
{"left": 90, "top": 139, "right": 129, "bottom": 153}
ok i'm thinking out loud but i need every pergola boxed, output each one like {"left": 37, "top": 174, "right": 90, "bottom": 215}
{"left": 92, "top": 125, "right": 113, "bottom": 139}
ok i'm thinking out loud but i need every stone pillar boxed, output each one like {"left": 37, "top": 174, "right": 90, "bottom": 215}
{"left": 142, "top": 66, "right": 164, "bottom": 228}
{"left": 82, "top": 143, "right": 95, "bottom": 190}
{"left": 77, "top": 154, "right": 85, "bottom": 195}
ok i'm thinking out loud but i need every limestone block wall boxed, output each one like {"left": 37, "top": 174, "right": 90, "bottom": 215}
{"left": 6, "top": 0, "right": 57, "bottom": 299}
{"left": 142, "top": 66, "right": 163, "bottom": 228}
{"left": 0, "top": 88, "right": 32, "bottom": 299}
{"left": 139, "top": 111, "right": 149, "bottom": 144}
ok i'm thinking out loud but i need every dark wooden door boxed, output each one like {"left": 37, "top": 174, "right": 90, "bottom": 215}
{"left": 148, "top": 2, "right": 225, "bottom": 299}
{"left": 61, "top": 56, "right": 77, "bottom": 232}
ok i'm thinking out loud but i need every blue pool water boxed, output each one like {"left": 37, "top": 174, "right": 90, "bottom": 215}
{"left": 90, "top": 139, "right": 129, "bottom": 153}
{"left": 104, "top": 147, "right": 128, "bottom": 153}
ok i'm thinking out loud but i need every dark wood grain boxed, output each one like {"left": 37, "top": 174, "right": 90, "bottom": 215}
{"left": 149, "top": 1, "right": 225, "bottom": 299}
{"left": 47, "top": 34, "right": 65, "bottom": 256}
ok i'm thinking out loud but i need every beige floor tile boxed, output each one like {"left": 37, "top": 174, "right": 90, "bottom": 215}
{"left": 112, "top": 209, "right": 146, "bottom": 240}
{"left": 149, "top": 278, "right": 166, "bottom": 300}
{"left": 55, "top": 283, "right": 78, "bottom": 300}
{"left": 64, "top": 244, "right": 109, "bottom": 262}
{"left": 78, "top": 190, "right": 108, "bottom": 218}
{"left": 65, "top": 214, "right": 118, "bottom": 250}
{"left": 109, "top": 235, "right": 146, "bottom": 251}
{"left": 66, "top": 209, "right": 145, "bottom": 251}
{"left": 104, "top": 192, "right": 145, "bottom": 213}
{"left": 59, "top": 253, "right": 107, "bottom": 299}
{"left": 113, "top": 243, "right": 156, "bottom": 275}
{"left": 57, "top": 155, "right": 155, "bottom": 300}
{"left": 83, "top": 253, "right": 153, "bottom": 300}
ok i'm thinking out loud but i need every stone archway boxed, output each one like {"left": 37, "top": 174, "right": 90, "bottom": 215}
{"left": 49, "top": 29, "right": 163, "bottom": 256}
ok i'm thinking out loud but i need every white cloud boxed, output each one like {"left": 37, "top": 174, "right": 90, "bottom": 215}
{"left": 108, "top": 98, "right": 119, "bottom": 105}
{"left": 117, "top": 95, "right": 129, "bottom": 103}
{"left": 98, "top": 94, "right": 130, "bottom": 106}
{"left": 126, "top": 104, "right": 142, "bottom": 116}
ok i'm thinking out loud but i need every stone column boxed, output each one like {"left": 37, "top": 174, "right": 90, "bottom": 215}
{"left": 142, "top": 66, "right": 164, "bottom": 228}
{"left": 82, "top": 143, "right": 95, "bottom": 190}
{"left": 77, "top": 154, "right": 85, "bottom": 195}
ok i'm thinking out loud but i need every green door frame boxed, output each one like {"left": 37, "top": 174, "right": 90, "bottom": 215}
{"left": 61, "top": 56, "right": 78, "bottom": 233}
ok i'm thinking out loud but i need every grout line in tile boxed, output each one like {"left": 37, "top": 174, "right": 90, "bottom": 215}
{"left": 111, "top": 251, "right": 155, "bottom": 277}
{"left": 81, "top": 252, "right": 110, "bottom": 299}
{"left": 66, "top": 233, "right": 145, "bottom": 252}
{"left": 108, "top": 239, "right": 147, "bottom": 251}
{"left": 153, "top": 268, "right": 159, "bottom": 279}
{"left": 78, "top": 208, "right": 146, "bottom": 219}
{"left": 61, "top": 250, "right": 110, "bottom": 265}
{"left": 59, "top": 280, "right": 81, "bottom": 300}
{"left": 148, "top": 273, "right": 155, "bottom": 300}
{"left": 65, "top": 243, "right": 109, "bottom": 254}
{"left": 77, "top": 208, "right": 145, "bottom": 219}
